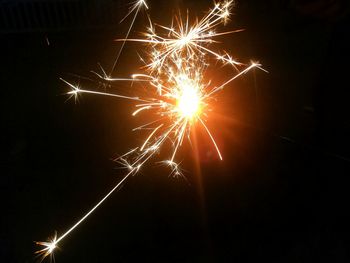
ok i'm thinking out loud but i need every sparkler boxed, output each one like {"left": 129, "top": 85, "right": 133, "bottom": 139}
{"left": 35, "top": 0, "right": 265, "bottom": 261}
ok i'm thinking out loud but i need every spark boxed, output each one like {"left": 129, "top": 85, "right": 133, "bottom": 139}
{"left": 35, "top": 232, "right": 57, "bottom": 262}
{"left": 35, "top": 169, "right": 136, "bottom": 261}
{"left": 110, "top": 0, "right": 149, "bottom": 76}
{"left": 36, "top": 0, "right": 264, "bottom": 260}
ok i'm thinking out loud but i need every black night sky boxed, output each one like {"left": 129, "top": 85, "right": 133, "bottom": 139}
{"left": 1, "top": 0, "right": 350, "bottom": 262}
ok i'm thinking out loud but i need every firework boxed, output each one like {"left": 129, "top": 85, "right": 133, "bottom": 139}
{"left": 35, "top": 0, "right": 264, "bottom": 260}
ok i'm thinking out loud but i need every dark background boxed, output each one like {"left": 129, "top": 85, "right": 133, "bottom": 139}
{"left": 1, "top": 0, "right": 350, "bottom": 262}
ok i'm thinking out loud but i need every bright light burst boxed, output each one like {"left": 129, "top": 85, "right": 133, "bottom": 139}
{"left": 35, "top": 0, "right": 265, "bottom": 260}
{"left": 176, "top": 79, "right": 201, "bottom": 119}
{"left": 35, "top": 232, "right": 57, "bottom": 262}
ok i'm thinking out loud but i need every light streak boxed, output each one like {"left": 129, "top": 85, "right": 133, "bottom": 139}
{"left": 35, "top": 169, "right": 135, "bottom": 262}
{"left": 63, "top": 78, "right": 149, "bottom": 103}
{"left": 110, "top": 0, "right": 148, "bottom": 76}
{"left": 35, "top": 0, "right": 264, "bottom": 260}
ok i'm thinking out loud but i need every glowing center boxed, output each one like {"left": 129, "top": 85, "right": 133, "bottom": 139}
{"left": 179, "top": 35, "right": 191, "bottom": 47}
{"left": 48, "top": 242, "right": 56, "bottom": 253}
{"left": 177, "top": 84, "right": 201, "bottom": 118}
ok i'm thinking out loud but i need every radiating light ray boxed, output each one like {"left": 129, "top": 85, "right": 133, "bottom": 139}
{"left": 170, "top": 118, "right": 187, "bottom": 162}
{"left": 36, "top": 0, "right": 265, "bottom": 260}
{"left": 62, "top": 78, "right": 150, "bottom": 103}
{"left": 91, "top": 70, "right": 151, "bottom": 82}
{"left": 199, "top": 117, "right": 223, "bottom": 160}
{"left": 35, "top": 169, "right": 136, "bottom": 261}
{"left": 132, "top": 105, "right": 152, "bottom": 116}
{"left": 140, "top": 124, "right": 163, "bottom": 151}
{"left": 116, "top": 0, "right": 242, "bottom": 70}
{"left": 110, "top": 0, "right": 149, "bottom": 76}
{"left": 56, "top": 169, "right": 134, "bottom": 243}
{"left": 206, "top": 62, "right": 262, "bottom": 97}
